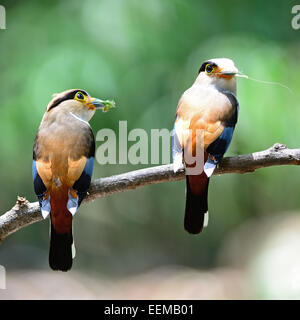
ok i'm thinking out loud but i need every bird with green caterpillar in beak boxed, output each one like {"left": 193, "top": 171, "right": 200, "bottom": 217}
{"left": 32, "top": 89, "right": 115, "bottom": 271}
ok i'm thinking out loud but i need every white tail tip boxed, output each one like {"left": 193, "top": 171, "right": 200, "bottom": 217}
{"left": 204, "top": 212, "right": 209, "bottom": 227}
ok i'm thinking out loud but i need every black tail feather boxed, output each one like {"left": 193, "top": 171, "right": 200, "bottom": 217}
{"left": 184, "top": 176, "right": 209, "bottom": 234}
{"left": 49, "top": 222, "right": 73, "bottom": 272}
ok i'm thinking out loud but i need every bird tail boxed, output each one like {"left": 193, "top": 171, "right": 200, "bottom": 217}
{"left": 184, "top": 174, "right": 209, "bottom": 234}
{"left": 48, "top": 188, "right": 75, "bottom": 271}
{"left": 49, "top": 220, "right": 73, "bottom": 271}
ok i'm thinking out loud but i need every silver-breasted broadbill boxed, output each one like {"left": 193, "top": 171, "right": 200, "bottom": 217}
{"left": 172, "top": 58, "right": 239, "bottom": 234}
{"left": 32, "top": 89, "right": 115, "bottom": 271}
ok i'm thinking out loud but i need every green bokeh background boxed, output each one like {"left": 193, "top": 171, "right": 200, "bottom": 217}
{"left": 0, "top": 0, "right": 299, "bottom": 299}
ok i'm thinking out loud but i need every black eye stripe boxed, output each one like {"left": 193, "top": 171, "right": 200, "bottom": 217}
{"left": 198, "top": 61, "right": 217, "bottom": 74}
{"left": 47, "top": 90, "right": 89, "bottom": 111}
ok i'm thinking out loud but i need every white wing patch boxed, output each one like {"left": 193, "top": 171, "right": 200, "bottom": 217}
{"left": 203, "top": 160, "right": 216, "bottom": 177}
{"left": 41, "top": 196, "right": 51, "bottom": 219}
{"left": 67, "top": 191, "right": 79, "bottom": 216}
{"left": 173, "top": 152, "right": 184, "bottom": 173}
{"left": 172, "top": 124, "right": 183, "bottom": 173}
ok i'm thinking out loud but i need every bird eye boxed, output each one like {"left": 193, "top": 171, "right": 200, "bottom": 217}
{"left": 75, "top": 92, "right": 85, "bottom": 101}
{"left": 205, "top": 64, "right": 213, "bottom": 74}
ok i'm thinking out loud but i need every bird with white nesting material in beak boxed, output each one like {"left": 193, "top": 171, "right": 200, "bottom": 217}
{"left": 172, "top": 58, "right": 239, "bottom": 234}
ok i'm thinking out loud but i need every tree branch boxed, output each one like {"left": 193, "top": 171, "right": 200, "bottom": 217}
{"left": 1, "top": 143, "right": 300, "bottom": 242}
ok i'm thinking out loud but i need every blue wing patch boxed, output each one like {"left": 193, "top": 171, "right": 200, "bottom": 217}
{"left": 206, "top": 91, "right": 239, "bottom": 163}
{"left": 32, "top": 160, "right": 50, "bottom": 219}
{"left": 32, "top": 160, "right": 46, "bottom": 202}
{"left": 72, "top": 157, "right": 94, "bottom": 207}
{"left": 206, "top": 126, "right": 235, "bottom": 163}
{"left": 204, "top": 91, "right": 239, "bottom": 177}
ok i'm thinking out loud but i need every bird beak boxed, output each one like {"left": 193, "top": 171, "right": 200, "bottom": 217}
{"left": 87, "top": 97, "right": 116, "bottom": 112}
{"left": 217, "top": 66, "right": 239, "bottom": 78}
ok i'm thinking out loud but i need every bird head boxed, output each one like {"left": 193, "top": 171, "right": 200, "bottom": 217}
{"left": 46, "top": 89, "right": 115, "bottom": 122}
{"left": 196, "top": 58, "right": 239, "bottom": 92}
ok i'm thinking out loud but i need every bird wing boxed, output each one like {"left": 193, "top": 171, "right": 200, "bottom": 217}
{"left": 71, "top": 156, "right": 94, "bottom": 207}
{"left": 64, "top": 127, "right": 95, "bottom": 216}
{"left": 206, "top": 92, "right": 239, "bottom": 163}
{"left": 32, "top": 159, "right": 48, "bottom": 217}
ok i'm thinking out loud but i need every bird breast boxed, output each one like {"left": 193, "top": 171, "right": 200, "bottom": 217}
{"left": 178, "top": 84, "right": 235, "bottom": 124}
{"left": 34, "top": 114, "right": 91, "bottom": 188}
